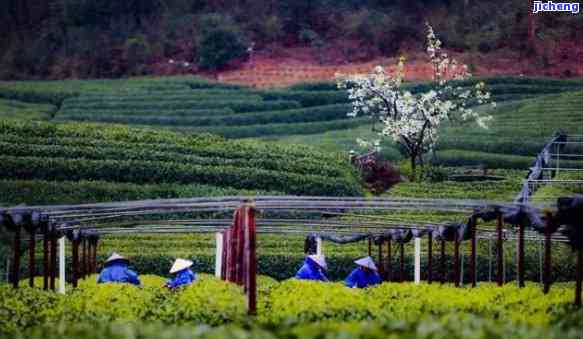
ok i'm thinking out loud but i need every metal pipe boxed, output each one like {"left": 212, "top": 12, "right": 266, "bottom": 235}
{"left": 12, "top": 223, "right": 21, "bottom": 289}
{"left": 28, "top": 226, "right": 35, "bottom": 288}
{"left": 427, "top": 232, "right": 433, "bottom": 284}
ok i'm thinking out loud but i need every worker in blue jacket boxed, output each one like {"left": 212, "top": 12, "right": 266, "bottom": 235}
{"left": 166, "top": 258, "right": 196, "bottom": 289}
{"left": 345, "top": 256, "right": 381, "bottom": 288}
{"left": 97, "top": 253, "right": 141, "bottom": 286}
{"left": 296, "top": 254, "right": 328, "bottom": 281}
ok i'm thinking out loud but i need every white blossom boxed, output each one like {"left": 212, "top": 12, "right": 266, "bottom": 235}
{"left": 337, "top": 23, "right": 495, "bottom": 159}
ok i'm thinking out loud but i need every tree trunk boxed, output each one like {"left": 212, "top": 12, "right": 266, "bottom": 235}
{"left": 410, "top": 155, "right": 417, "bottom": 182}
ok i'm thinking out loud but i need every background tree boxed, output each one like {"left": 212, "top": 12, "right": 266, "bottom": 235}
{"left": 338, "top": 24, "right": 495, "bottom": 181}
{"left": 196, "top": 14, "right": 249, "bottom": 74}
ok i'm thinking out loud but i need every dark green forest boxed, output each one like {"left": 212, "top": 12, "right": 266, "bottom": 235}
{"left": 2, "top": 0, "right": 582, "bottom": 79}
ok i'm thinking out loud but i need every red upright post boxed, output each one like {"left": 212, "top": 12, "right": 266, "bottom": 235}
{"left": 497, "top": 212, "right": 504, "bottom": 286}
{"left": 470, "top": 217, "right": 477, "bottom": 287}
{"left": 427, "top": 232, "right": 433, "bottom": 284}
{"left": 244, "top": 204, "right": 257, "bottom": 315}
{"left": 518, "top": 223, "right": 525, "bottom": 288}
{"left": 543, "top": 212, "right": 552, "bottom": 294}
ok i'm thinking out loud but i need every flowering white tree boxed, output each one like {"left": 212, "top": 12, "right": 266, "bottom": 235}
{"left": 338, "top": 23, "right": 495, "bottom": 181}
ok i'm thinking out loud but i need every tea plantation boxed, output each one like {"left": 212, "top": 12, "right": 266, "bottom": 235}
{"left": 1, "top": 275, "right": 583, "bottom": 339}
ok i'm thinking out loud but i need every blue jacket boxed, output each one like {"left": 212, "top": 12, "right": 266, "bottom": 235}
{"left": 166, "top": 268, "right": 196, "bottom": 288}
{"left": 345, "top": 267, "right": 381, "bottom": 288}
{"left": 97, "top": 261, "right": 141, "bottom": 286}
{"left": 295, "top": 257, "right": 328, "bottom": 281}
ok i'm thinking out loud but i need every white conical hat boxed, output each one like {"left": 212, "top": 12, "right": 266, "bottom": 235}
{"left": 170, "top": 258, "right": 193, "bottom": 274}
{"left": 354, "top": 256, "right": 378, "bottom": 271}
{"left": 105, "top": 252, "right": 127, "bottom": 264}
{"left": 308, "top": 254, "right": 327, "bottom": 269}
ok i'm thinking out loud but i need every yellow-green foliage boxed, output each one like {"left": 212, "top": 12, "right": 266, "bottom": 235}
{"left": 154, "top": 275, "right": 247, "bottom": 325}
{"left": 0, "top": 285, "right": 63, "bottom": 334}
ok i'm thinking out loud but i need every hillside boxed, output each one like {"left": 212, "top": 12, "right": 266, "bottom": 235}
{"left": 0, "top": 118, "right": 362, "bottom": 206}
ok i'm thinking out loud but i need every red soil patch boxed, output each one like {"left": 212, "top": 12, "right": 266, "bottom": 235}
{"left": 200, "top": 46, "right": 583, "bottom": 88}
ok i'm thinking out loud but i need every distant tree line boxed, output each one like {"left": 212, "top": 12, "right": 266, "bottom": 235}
{"left": 1, "top": 0, "right": 582, "bottom": 79}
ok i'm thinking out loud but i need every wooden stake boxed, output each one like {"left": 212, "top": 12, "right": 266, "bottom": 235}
{"left": 72, "top": 238, "right": 79, "bottom": 288}
{"left": 470, "top": 218, "right": 477, "bottom": 287}
{"left": 378, "top": 241, "right": 384, "bottom": 279}
{"left": 497, "top": 212, "right": 504, "bottom": 287}
{"left": 440, "top": 239, "right": 446, "bottom": 284}
{"left": 50, "top": 234, "right": 57, "bottom": 291}
{"left": 387, "top": 239, "right": 392, "bottom": 282}
{"left": 28, "top": 225, "right": 35, "bottom": 288}
{"left": 368, "top": 237, "right": 372, "bottom": 257}
{"left": 454, "top": 231, "right": 460, "bottom": 287}
{"left": 43, "top": 223, "right": 49, "bottom": 290}
{"left": 12, "top": 223, "right": 21, "bottom": 289}
{"left": 518, "top": 223, "right": 525, "bottom": 288}
{"left": 576, "top": 249, "right": 582, "bottom": 307}
{"left": 399, "top": 242, "right": 405, "bottom": 282}
{"left": 543, "top": 212, "right": 553, "bottom": 294}
{"left": 428, "top": 232, "right": 433, "bottom": 284}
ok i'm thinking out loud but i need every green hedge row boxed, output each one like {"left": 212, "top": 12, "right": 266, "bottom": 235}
{"left": 0, "top": 133, "right": 350, "bottom": 176}
{"left": 57, "top": 104, "right": 352, "bottom": 127}
{"left": 0, "top": 156, "right": 362, "bottom": 196}
{"left": 188, "top": 117, "right": 369, "bottom": 138}
{"left": 0, "top": 179, "right": 280, "bottom": 206}
{"left": 59, "top": 100, "right": 302, "bottom": 113}
{"left": 0, "top": 142, "right": 350, "bottom": 178}
{"left": 57, "top": 108, "right": 235, "bottom": 117}
{"left": 64, "top": 94, "right": 264, "bottom": 104}
{"left": 0, "top": 120, "right": 348, "bottom": 166}
{"left": 432, "top": 150, "right": 583, "bottom": 169}
{"left": 261, "top": 90, "right": 349, "bottom": 107}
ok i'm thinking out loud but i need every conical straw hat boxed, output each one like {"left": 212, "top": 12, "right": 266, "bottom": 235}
{"left": 170, "top": 258, "right": 193, "bottom": 274}
{"left": 308, "top": 254, "right": 327, "bottom": 269}
{"left": 354, "top": 256, "right": 378, "bottom": 271}
{"left": 105, "top": 252, "right": 127, "bottom": 264}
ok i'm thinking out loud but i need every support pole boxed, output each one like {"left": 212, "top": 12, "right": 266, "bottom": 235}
{"left": 72, "top": 238, "right": 79, "bottom": 288}
{"left": 544, "top": 212, "right": 552, "bottom": 294}
{"left": 368, "top": 237, "right": 372, "bottom": 257}
{"left": 470, "top": 218, "right": 477, "bottom": 287}
{"left": 440, "top": 239, "right": 446, "bottom": 284}
{"left": 11, "top": 222, "right": 21, "bottom": 289}
{"left": 488, "top": 236, "right": 492, "bottom": 282}
{"left": 58, "top": 237, "right": 66, "bottom": 294}
{"left": 28, "top": 226, "right": 36, "bottom": 288}
{"left": 378, "top": 241, "right": 384, "bottom": 279}
{"left": 316, "top": 237, "right": 322, "bottom": 256}
{"left": 387, "top": 239, "right": 392, "bottom": 282}
{"left": 454, "top": 231, "right": 460, "bottom": 287}
{"left": 215, "top": 232, "right": 224, "bottom": 278}
{"left": 43, "top": 224, "right": 49, "bottom": 290}
{"left": 244, "top": 205, "right": 257, "bottom": 315}
{"left": 497, "top": 212, "right": 504, "bottom": 286}
{"left": 399, "top": 241, "right": 405, "bottom": 282}
{"left": 94, "top": 239, "right": 99, "bottom": 274}
{"left": 518, "top": 223, "right": 525, "bottom": 288}
{"left": 576, "top": 249, "right": 583, "bottom": 307}
{"left": 81, "top": 238, "right": 87, "bottom": 279}
{"left": 427, "top": 232, "right": 433, "bottom": 284}
{"left": 50, "top": 234, "right": 57, "bottom": 291}
{"left": 414, "top": 237, "right": 421, "bottom": 284}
